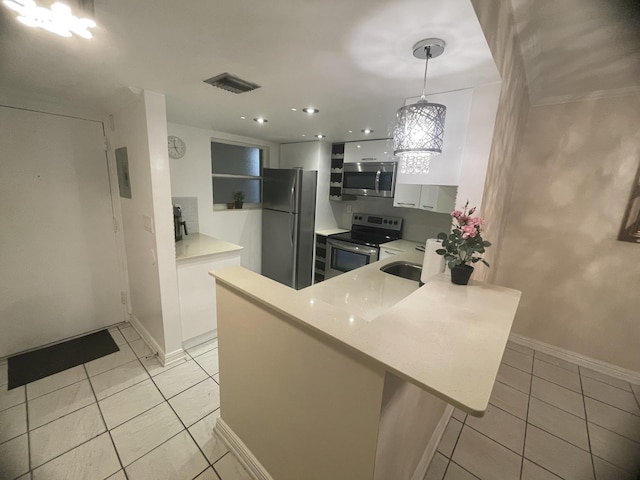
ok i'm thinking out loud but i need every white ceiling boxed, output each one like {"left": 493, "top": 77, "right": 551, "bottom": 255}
{"left": 510, "top": 0, "right": 640, "bottom": 105}
{"left": 0, "top": 0, "right": 500, "bottom": 143}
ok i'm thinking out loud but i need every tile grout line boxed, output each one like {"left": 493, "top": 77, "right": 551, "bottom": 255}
{"left": 146, "top": 362, "right": 215, "bottom": 470}
{"left": 26, "top": 371, "right": 117, "bottom": 477}
{"left": 577, "top": 366, "right": 598, "bottom": 480}
{"left": 533, "top": 350, "right": 579, "bottom": 373}
{"left": 450, "top": 460, "right": 480, "bottom": 479}
{"left": 212, "top": 451, "right": 232, "bottom": 478}
{"left": 25, "top": 382, "right": 32, "bottom": 478}
{"left": 83, "top": 363, "right": 128, "bottom": 480}
{"left": 522, "top": 349, "right": 599, "bottom": 479}
{"left": 578, "top": 366, "right": 635, "bottom": 394}
{"left": 440, "top": 417, "right": 465, "bottom": 477}
{"left": 530, "top": 370, "right": 582, "bottom": 395}
{"left": 520, "top": 361, "right": 534, "bottom": 479}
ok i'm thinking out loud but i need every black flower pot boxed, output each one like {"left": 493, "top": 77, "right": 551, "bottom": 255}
{"left": 234, "top": 201, "right": 243, "bottom": 209}
{"left": 451, "top": 265, "right": 474, "bottom": 285}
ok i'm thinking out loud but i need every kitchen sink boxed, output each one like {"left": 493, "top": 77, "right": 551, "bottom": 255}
{"left": 380, "top": 261, "right": 422, "bottom": 281}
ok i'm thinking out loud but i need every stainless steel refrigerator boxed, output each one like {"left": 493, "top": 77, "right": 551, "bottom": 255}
{"left": 262, "top": 168, "right": 317, "bottom": 289}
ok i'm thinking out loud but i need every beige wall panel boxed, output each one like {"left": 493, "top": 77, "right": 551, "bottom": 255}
{"left": 374, "top": 372, "right": 447, "bottom": 480}
{"left": 496, "top": 94, "right": 640, "bottom": 372}
{"left": 216, "top": 284, "right": 386, "bottom": 480}
{"left": 471, "top": 0, "right": 531, "bottom": 282}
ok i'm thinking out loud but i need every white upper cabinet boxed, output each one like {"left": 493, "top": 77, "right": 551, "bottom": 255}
{"left": 419, "top": 185, "right": 457, "bottom": 213}
{"left": 395, "top": 88, "right": 474, "bottom": 186}
{"left": 392, "top": 184, "right": 421, "bottom": 208}
{"left": 344, "top": 139, "right": 395, "bottom": 163}
{"left": 393, "top": 184, "right": 457, "bottom": 214}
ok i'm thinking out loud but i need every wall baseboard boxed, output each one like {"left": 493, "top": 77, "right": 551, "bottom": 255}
{"left": 410, "top": 405, "right": 454, "bottom": 480}
{"left": 182, "top": 329, "right": 218, "bottom": 351}
{"left": 509, "top": 333, "right": 640, "bottom": 385}
{"left": 214, "top": 417, "right": 273, "bottom": 480}
{"left": 128, "top": 315, "right": 186, "bottom": 366}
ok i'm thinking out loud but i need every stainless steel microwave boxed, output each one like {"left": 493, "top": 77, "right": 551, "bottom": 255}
{"left": 341, "top": 162, "right": 397, "bottom": 198}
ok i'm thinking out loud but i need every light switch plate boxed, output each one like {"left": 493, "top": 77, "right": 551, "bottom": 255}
{"left": 143, "top": 215, "right": 154, "bottom": 233}
{"left": 346, "top": 205, "right": 352, "bottom": 213}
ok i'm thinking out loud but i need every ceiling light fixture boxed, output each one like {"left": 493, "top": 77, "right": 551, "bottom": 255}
{"left": 315, "top": 134, "right": 325, "bottom": 139}
{"left": 303, "top": 108, "right": 319, "bottom": 114}
{"left": 290, "top": 108, "right": 297, "bottom": 111}
{"left": 393, "top": 38, "right": 447, "bottom": 175}
{"left": 2, "top": 0, "right": 96, "bottom": 38}
{"left": 361, "top": 129, "right": 373, "bottom": 134}
{"left": 253, "top": 117, "right": 267, "bottom": 123}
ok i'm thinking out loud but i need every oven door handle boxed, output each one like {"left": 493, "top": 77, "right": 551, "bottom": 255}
{"left": 375, "top": 170, "right": 381, "bottom": 194}
{"left": 327, "top": 238, "right": 378, "bottom": 256}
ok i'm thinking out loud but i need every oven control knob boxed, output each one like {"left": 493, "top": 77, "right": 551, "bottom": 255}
{"left": 394, "top": 221, "right": 398, "bottom": 225}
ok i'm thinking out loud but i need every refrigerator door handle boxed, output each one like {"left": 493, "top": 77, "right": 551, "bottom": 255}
{"left": 289, "top": 212, "right": 294, "bottom": 246}
{"left": 289, "top": 178, "right": 295, "bottom": 213}
{"left": 289, "top": 179, "right": 296, "bottom": 246}
{"left": 375, "top": 170, "right": 381, "bottom": 194}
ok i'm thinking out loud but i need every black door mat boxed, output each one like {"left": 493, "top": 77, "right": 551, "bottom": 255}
{"left": 7, "top": 329, "right": 119, "bottom": 389}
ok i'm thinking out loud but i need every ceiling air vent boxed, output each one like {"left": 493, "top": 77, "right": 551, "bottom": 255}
{"left": 203, "top": 73, "right": 261, "bottom": 94}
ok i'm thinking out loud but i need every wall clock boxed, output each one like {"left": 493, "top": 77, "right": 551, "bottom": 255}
{"left": 168, "top": 135, "right": 186, "bottom": 159}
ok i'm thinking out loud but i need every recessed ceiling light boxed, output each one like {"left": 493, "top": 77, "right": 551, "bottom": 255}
{"left": 291, "top": 108, "right": 297, "bottom": 111}
{"left": 303, "top": 108, "right": 319, "bottom": 114}
{"left": 240, "top": 116, "right": 246, "bottom": 119}
{"left": 348, "top": 130, "right": 353, "bottom": 133}
{"left": 253, "top": 117, "right": 267, "bottom": 123}
{"left": 361, "top": 129, "right": 373, "bottom": 134}
{"left": 301, "top": 134, "right": 306, "bottom": 137}
{"left": 315, "top": 134, "right": 325, "bottom": 139}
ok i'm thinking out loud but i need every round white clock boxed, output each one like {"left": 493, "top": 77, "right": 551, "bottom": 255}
{"left": 168, "top": 136, "right": 186, "bottom": 159}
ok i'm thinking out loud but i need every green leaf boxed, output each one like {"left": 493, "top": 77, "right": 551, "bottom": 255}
{"left": 435, "top": 249, "right": 446, "bottom": 255}
{"left": 481, "top": 259, "right": 490, "bottom": 267}
{"left": 437, "top": 232, "right": 447, "bottom": 241}
{"left": 483, "top": 241, "right": 492, "bottom": 247}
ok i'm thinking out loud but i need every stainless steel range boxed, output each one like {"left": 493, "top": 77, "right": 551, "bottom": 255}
{"left": 325, "top": 213, "right": 403, "bottom": 279}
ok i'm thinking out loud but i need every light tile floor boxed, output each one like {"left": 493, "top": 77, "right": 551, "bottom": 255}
{"left": 0, "top": 325, "right": 246, "bottom": 480}
{"left": 2, "top": 331, "right": 639, "bottom": 480}
{"left": 426, "top": 341, "right": 640, "bottom": 480}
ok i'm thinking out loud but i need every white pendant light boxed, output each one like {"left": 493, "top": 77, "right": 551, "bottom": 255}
{"left": 393, "top": 38, "right": 447, "bottom": 175}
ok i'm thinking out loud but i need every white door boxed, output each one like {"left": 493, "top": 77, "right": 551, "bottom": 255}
{"left": 0, "top": 106, "right": 125, "bottom": 357}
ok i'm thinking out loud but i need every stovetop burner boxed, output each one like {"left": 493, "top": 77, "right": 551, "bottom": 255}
{"left": 330, "top": 213, "right": 403, "bottom": 247}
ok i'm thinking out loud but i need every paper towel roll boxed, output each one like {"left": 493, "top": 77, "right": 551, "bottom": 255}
{"left": 420, "top": 238, "right": 445, "bottom": 284}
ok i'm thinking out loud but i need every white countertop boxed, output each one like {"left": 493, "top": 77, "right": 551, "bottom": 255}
{"left": 379, "top": 239, "right": 424, "bottom": 253}
{"left": 211, "top": 252, "right": 521, "bottom": 415}
{"left": 315, "top": 228, "right": 350, "bottom": 236}
{"left": 176, "top": 233, "right": 243, "bottom": 262}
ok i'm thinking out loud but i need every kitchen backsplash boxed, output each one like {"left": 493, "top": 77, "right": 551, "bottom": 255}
{"left": 172, "top": 196, "right": 199, "bottom": 234}
{"left": 331, "top": 197, "right": 452, "bottom": 243}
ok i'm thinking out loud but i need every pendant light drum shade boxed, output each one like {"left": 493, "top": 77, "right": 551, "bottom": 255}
{"left": 393, "top": 38, "right": 447, "bottom": 175}
{"left": 393, "top": 100, "right": 446, "bottom": 174}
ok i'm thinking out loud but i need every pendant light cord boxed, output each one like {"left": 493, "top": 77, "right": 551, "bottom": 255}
{"left": 420, "top": 46, "right": 431, "bottom": 100}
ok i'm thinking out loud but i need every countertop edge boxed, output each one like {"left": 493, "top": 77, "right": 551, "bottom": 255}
{"left": 176, "top": 233, "right": 243, "bottom": 262}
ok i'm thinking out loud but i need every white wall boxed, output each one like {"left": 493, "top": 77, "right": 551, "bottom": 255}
{"left": 279, "top": 141, "right": 338, "bottom": 231}
{"left": 107, "top": 91, "right": 182, "bottom": 360}
{"left": 168, "top": 122, "right": 280, "bottom": 273}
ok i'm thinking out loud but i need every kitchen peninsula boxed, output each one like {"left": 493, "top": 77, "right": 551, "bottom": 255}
{"left": 210, "top": 250, "right": 521, "bottom": 480}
